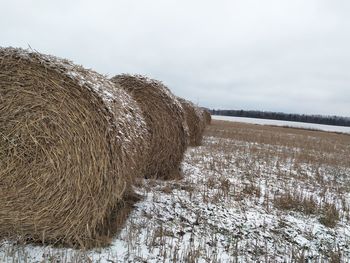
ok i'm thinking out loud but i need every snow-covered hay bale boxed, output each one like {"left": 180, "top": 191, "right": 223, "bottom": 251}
{"left": 111, "top": 74, "right": 187, "bottom": 180}
{"left": 178, "top": 98, "right": 204, "bottom": 146}
{"left": 0, "top": 48, "right": 149, "bottom": 248}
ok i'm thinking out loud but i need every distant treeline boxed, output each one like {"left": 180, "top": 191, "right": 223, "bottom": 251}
{"left": 210, "top": 109, "right": 350, "bottom": 127}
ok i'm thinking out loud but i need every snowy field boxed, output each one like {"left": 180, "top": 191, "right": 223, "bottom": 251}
{"left": 1, "top": 120, "right": 350, "bottom": 262}
{"left": 213, "top": 115, "right": 350, "bottom": 134}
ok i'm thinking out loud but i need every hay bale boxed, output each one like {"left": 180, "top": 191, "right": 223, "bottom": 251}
{"left": 196, "top": 107, "right": 211, "bottom": 128}
{"left": 202, "top": 108, "right": 212, "bottom": 125}
{"left": 177, "top": 98, "right": 204, "bottom": 146}
{"left": 111, "top": 74, "right": 187, "bottom": 180}
{"left": 0, "top": 47, "right": 149, "bottom": 248}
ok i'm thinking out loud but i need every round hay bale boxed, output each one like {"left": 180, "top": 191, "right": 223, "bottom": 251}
{"left": 196, "top": 107, "right": 211, "bottom": 130}
{"left": 177, "top": 98, "right": 204, "bottom": 146}
{"left": 202, "top": 108, "right": 212, "bottom": 125}
{"left": 111, "top": 74, "right": 187, "bottom": 180}
{"left": 0, "top": 47, "right": 149, "bottom": 248}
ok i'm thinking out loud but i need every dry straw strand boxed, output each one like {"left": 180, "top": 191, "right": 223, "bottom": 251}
{"left": 0, "top": 47, "right": 149, "bottom": 248}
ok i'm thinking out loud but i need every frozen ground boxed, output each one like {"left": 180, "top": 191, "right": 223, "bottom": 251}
{"left": 1, "top": 120, "right": 349, "bottom": 262}
{"left": 213, "top": 115, "right": 350, "bottom": 134}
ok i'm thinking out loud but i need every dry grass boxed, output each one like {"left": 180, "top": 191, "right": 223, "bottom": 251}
{"left": 273, "top": 192, "right": 318, "bottom": 215}
{"left": 206, "top": 120, "right": 350, "bottom": 168}
{"left": 0, "top": 48, "right": 149, "bottom": 248}
{"left": 206, "top": 120, "right": 350, "bottom": 228}
{"left": 319, "top": 203, "right": 340, "bottom": 228}
{"left": 111, "top": 74, "right": 187, "bottom": 180}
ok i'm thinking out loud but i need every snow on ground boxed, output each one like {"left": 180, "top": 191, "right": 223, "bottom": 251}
{"left": 213, "top": 115, "right": 350, "bottom": 134}
{"left": 1, "top": 121, "right": 349, "bottom": 262}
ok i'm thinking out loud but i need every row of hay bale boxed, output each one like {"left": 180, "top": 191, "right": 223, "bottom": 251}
{"left": 0, "top": 47, "right": 211, "bottom": 248}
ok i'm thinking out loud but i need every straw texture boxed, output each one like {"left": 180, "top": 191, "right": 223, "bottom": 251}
{"left": 178, "top": 98, "right": 204, "bottom": 146}
{"left": 111, "top": 74, "right": 187, "bottom": 180}
{"left": 0, "top": 47, "right": 149, "bottom": 248}
{"left": 202, "top": 108, "right": 212, "bottom": 125}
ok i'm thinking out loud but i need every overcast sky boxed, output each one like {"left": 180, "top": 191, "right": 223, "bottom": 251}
{"left": 1, "top": 0, "right": 349, "bottom": 116}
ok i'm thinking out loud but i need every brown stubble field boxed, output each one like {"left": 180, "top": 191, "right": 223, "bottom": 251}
{"left": 204, "top": 120, "right": 350, "bottom": 220}
{"left": 1, "top": 119, "right": 350, "bottom": 262}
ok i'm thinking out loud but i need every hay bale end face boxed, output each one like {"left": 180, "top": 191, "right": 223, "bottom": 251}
{"left": 178, "top": 98, "right": 204, "bottom": 146}
{"left": 111, "top": 74, "right": 187, "bottom": 180}
{"left": 0, "top": 47, "right": 149, "bottom": 248}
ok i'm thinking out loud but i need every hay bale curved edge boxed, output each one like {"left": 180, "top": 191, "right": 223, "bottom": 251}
{"left": 177, "top": 98, "right": 204, "bottom": 146}
{"left": 111, "top": 74, "right": 187, "bottom": 180}
{"left": 0, "top": 47, "right": 149, "bottom": 248}
{"left": 202, "top": 108, "right": 212, "bottom": 125}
